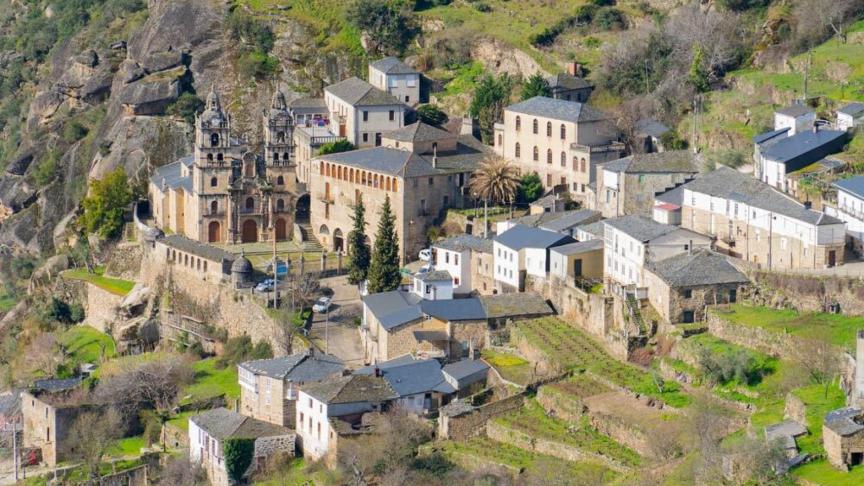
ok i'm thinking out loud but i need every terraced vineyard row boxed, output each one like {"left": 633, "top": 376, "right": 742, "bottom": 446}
{"left": 437, "top": 437, "right": 619, "bottom": 484}
{"left": 493, "top": 400, "right": 643, "bottom": 468}
{"left": 516, "top": 317, "right": 692, "bottom": 408}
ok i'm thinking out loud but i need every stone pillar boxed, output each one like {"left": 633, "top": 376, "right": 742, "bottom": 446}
{"left": 321, "top": 252, "right": 327, "bottom": 273}
{"left": 337, "top": 252, "right": 342, "bottom": 273}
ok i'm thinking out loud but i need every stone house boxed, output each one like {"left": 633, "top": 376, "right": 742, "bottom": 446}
{"left": 496, "top": 208, "right": 601, "bottom": 237}
{"left": 529, "top": 194, "right": 567, "bottom": 215}
{"left": 837, "top": 102, "right": 864, "bottom": 131}
{"left": 149, "top": 89, "right": 297, "bottom": 244}
{"left": 432, "top": 234, "right": 494, "bottom": 296}
{"left": 368, "top": 57, "right": 421, "bottom": 106}
{"left": 575, "top": 220, "right": 605, "bottom": 242}
{"left": 189, "top": 407, "right": 295, "bottom": 486}
{"left": 633, "top": 118, "right": 670, "bottom": 153}
{"left": 309, "top": 123, "right": 488, "bottom": 261}
{"left": 642, "top": 250, "right": 749, "bottom": 324}
{"left": 296, "top": 375, "right": 397, "bottom": 464}
{"left": 823, "top": 407, "right": 864, "bottom": 471}
{"left": 773, "top": 105, "right": 815, "bottom": 136}
{"left": 825, "top": 175, "right": 864, "bottom": 255}
{"left": 493, "top": 96, "right": 623, "bottom": 203}
{"left": 355, "top": 356, "right": 458, "bottom": 415}
{"left": 238, "top": 350, "right": 345, "bottom": 429}
{"left": 592, "top": 151, "right": 700, "bottom": 218}
{"left": 602, "top": 215, "right": 711, "bottom": 294}
{"left": 493, "top": 224, "right": 575, "bottom": 293}
{"left": 152, "top": 234, "right": 236, "bottom": 284}
{"left": 547, "top": 71, "right": 593, "bottom": 103}
{"left": 678, "top": 166, "right": 846, "bottom": 269}
{"left": 549, "top": 239, "right": 604, "bottom": 284}
{"left": 756, "top": 127, "right": 847, "bottom": 193}
{"left": 22, "top": 378, "right": 86, "bottom": 467}
{"left": 442, "top": 359, "right": 490, "bottom": 397}
{"left": 288, "top": 97, "right": 328, "bottom": 126}
{"left": 324, "top": 77, "right": 406, "bottom": 148}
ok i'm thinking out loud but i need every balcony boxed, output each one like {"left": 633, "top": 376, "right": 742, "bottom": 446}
{"left": 828, "top": 203, "right": 864, "bottom": 222}
{"left": 570, "top": 140, "right": 626, "bottom": 154}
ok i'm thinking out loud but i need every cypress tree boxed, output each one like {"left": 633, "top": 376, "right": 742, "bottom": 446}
{"left": 346, "top": 200, "right": 371, "bottom": 285}
{"left": 367, "top": 195, "right": 401, "bottom": 293}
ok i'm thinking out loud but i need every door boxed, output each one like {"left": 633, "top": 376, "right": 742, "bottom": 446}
{"left": 682, "top": 310, "right": 695, "bottom": 323}
{"left": 828, "top": 250, "right": 837, "bottom": 267}
{"left": 574, "top": 259, "right": 583, "bottom": 278}
{"left": 339, "top": 124, "right": 346, "bottom": 137}
{"left": 242, "top": 220, "right": 258, "bottom": 243}
{"left": 275, "top": 218, "right": 287, "bottom": 241}
{"left": 208, "top": 221, "right": 221, "bottom": 243}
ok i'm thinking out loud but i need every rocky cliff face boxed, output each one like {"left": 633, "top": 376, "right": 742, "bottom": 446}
{"left": 0, "top": 0, "right": 355, "bottom": 257}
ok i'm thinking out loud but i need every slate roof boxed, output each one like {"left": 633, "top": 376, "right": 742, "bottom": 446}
{"left": 362, "top": 290, "right": 424, "bottom": 330}
{"left": 0, "top": 392, "right": 19, "bottom": 417}
{"left": 32, "top": 377, "right": 82, "bottom": 393}
{"left": 547, "top": 73, "right": 592, "bottom": 90}
{"left": 508, "top": 209, "right": 590, "bottom": 229}
{"left": 479, "top": 292, "right": 552, "bottom": 319}
{"left": 288, "top": 97, "right": 326, "bottom": 110}
{"left": 753, "top": 127, "right": 790, "bottom": 145}
{"left": 576, "top": 221, "right": 605, "bottom": 240}
{"left": 325, "top": 77, "right": 402, "bottom": 106}
{"left": 776, "top": 105, "right": 813, "bottom": 117}
{"left": 655, "top": 183, "right": 687, "bottom": 206}
{"left": 505, "top": 96, "right": 609, "bottom": 124}
{"left": 301, "top": 375, "right": 398, "bottom": 405}
{"left": 433, "top": 234, "right": 493, "bottom": 254}
{"left": 421, "top": 298, "right": 487, "bottom": 321}
{"left": 442, "top": 360, "right": 490, "bottom": 382}
{"left": 833, "top": 175, "right": 864, "bottom": 200}
{"left": 385, "top": 122, "right": 454, "bottom": 143}
{"left": 531, "top": 194, "right": 561, "bottom": 209}
{"left": 824, "top": 407, "right": 864, "bottom": 436}
{"left": 415, "top": 269, "right": 452, "bottom": 282}
{"left": 416, "top": 135, "right": 490, "bottom": 174}
{"left": 682, "top": 166, "right": 843, "bottom": 226}
{"left": 355, "top": 357, "right": 454, "bottom": 397}
{"left": 150, "top": 156, "right": 194, "bottom": 192}
{"left": 369, "top": 57, "right": 417, "bottom": 75}
{"left": 162, "top": 234, "right": 236, "bottom": 263}
{"left": 646, "top": 250, "right": 749, "bottom": 287}
{"left": 839, "top": 102, "right": 864, "bottom": 117}
{"left": 601, "top": 151, "right": 701, "bottom": 174}
{"left": 239, "top": 350, "right": 344, "bottom": 382}
{"left": 191, "top": 407, "right": 292, "bottom": 440}
{"left": 550, "top": 239, "right": 604, "bottom": 256}
{"left": 494, "top": 224, "right": 575, "bottom": 251}
{"left": 603, "top": 215, "right": 678, "bottom": 242}
{"left": 317, "top": 146, "right": 438, "bottom": 178}
{"left": 760, "top": 129, "right": 846, "bottom": 163}
{"left": 634, "top": 118, "right": 670, "bottom": 138}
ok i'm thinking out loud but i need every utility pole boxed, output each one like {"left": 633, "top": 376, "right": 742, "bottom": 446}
{"left": 271, "top": 197, "right": 278, "bottom": 309}
{"left": 768, "top": 211, "right": 774, "bottom": 271}
{"left": 803, "top": 49, "right": 812, "bottom": 102}
{"left": 11, "top": 418, "right": 18, "bottom": 482}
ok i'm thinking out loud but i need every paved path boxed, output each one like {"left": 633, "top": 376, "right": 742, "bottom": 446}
{"left": 309, "top": 275, "right": 365, "bottom": 367}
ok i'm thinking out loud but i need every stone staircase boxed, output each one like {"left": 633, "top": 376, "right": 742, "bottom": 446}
{"left": 625, "top": 294, "right": 648, "bottom": 335}
{"left": 295, "top": 222, "right": 324, "bottom": 252}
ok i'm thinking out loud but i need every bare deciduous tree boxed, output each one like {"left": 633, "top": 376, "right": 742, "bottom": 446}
{"left": 67, "top": 408, "right": 123, "bottom": 481}
{"left": 155, "top": 450, "right": 207, "bottom": 486}
{"left": 96, "top": 354, "right": 194, "bottom": 418}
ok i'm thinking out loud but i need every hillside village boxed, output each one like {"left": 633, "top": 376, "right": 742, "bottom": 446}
{"left": 2, "top": 1, "right": 864, "bottom": 486}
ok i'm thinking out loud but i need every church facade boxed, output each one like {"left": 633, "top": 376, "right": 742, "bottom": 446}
{"left": 149, "top": 89, "right": 298, "bottom": 244}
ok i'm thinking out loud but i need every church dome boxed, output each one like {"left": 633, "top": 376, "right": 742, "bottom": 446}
{"left": 201, "top": 87, "right": 226, "bottom": 125}
{"left": 231, "top": 255, "right": 253, "bottom": 274}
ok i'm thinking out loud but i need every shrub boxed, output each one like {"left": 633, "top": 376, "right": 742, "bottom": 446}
{"left": 473, "top": 2, "right": 491, "bottom": 12}
{"left": 80, "top": 168, "right": 133, "bottom": 238}
{"left": 517, "top": 173, "right": 543, "bottom": 203}
{"left": 217, "top": 336, "right": 273, "bottom": 368}
{"left": 347, "top": 0, "right": 417, "bottom": 55}
{"left": 32, "top": 149, "right": 60, "bottom": 186}
{"left": 583, "top": 36, "right": 602, "bottom": 49}
{"left": 416, "top": 104, "right": 448, "bottom": 126}
{"left": 589, "top": 0, "right": 616, "bottom": 5}
{"left": 594, "top": 8, "right": 625, "bottom": 30}
{"left": 660, "top": 130, "right": 689, "bottom": 150}
{"left": 226, "top": 9, "right": 274, "bottom": 53}
{"left": 62, "top": 121, "right": 89, "bottom": 143}
{"left": 237, "top": 51, "right": 280, "bottom": 79}
{"left": 167, "top": 93, "right": 205, "bottom": 124}
{"left": 223, "top": 438, "right": 255, "bottom": 482}
{"left": 318, "top": 140, "right": 355, "bottom": 155}
{"left": 715, "top": 0, "right": 769, "bottom": 11}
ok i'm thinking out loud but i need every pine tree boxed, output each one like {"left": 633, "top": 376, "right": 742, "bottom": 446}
{"left": 520, "top": 73, "right": 551, "bottom": 100}
{"left": 367, "top": 195, "right": 401, "bottom": 293}
{"left": 346, "top": 200, "right": 371, "bottom": 285}
{"left": 688, "top": 42, "right": 709, "bottom": 93}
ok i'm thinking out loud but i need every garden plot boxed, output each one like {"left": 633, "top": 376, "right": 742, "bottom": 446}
{"left": 514, "top": 317, "right": 691, "bottom": 407}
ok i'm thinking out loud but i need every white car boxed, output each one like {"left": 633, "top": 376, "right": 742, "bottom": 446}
{"left": 312, "top": 297, "right": 332, "bottom": 313}
{"left": 419, "top": 248, "right": 432, "bottom": 261}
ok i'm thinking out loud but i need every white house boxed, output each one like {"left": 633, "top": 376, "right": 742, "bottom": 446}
{"left": 757, "top": 127, "right": 848, "bottom": 192}
{"left": 774, "top": 105, "right": 815, "bottom": 136}
{"left": 826, "top": 175, "right": 864, "bottom": 254}
{"left": 432, "top": 234, "right": 493, "bottom": 295}
{"left": 324, "top": 77, "right": 405, "bottom": 147}
{"left": 355, "top": 356, "right": 457, "bottom": 415}
{"left": 411, "top": 270, "right": 454, "bottom": 301}
{"left": 189, "top": 408, "right": 295, "bottom": 486}
{"left": 493, "top": 224, "right": 575, "bottom": 292}
{"left": 837, "top": 103, "right": 864, "bottom": 131}
{"left": 368, "top": 57, "right": 421, "bottom": 106}
{"left": 296, "top": 375, "right": 397, "bottom": 462}
{"left": 602, "top": 215, "right": 711, "bottom": 292}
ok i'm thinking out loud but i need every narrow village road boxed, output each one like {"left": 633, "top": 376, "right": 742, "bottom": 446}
{"left": 309, "top": 275, "right": 365, "bottom": 367}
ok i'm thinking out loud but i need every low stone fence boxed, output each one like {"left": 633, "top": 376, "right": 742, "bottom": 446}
{"left": 706, "top": 310, "right": 802, "bottom": 359}
{"left": 438, "top": 394, "right": 525, "bottom": 441}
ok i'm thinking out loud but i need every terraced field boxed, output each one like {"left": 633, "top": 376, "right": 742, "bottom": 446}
{"left": 436, "top": 436, "right": 619, "bottom": 484}
{"left": 515, "top": 317, "right": 691, "bottom": 407}
{"left": 492, "top": 399, "right": 643, "bottom": 469}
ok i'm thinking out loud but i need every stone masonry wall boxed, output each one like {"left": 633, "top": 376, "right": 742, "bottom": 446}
{"left": 747, "top": 271, "right": 864, "bottom": 316}
{"left": 85, "top": 283, "right": 124, "bottom": 333}
{"left": 438, "top": 394, "right": 524, "bottom": 441}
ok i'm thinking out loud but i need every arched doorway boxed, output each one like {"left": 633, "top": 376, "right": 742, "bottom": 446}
{"left": 275, "top": 218, "right": 287, "bottom": 241}
{"left": 333, "top": 228, "right": 344, "bottom": 253}
{"left": 242, "top": 220, "right": 258, "bottom": 243}
{"left": 296, "top": 194, "right": 310, "bottom": 223}
{"left": 208, "top": 221, "right": 221, "bottom": 243}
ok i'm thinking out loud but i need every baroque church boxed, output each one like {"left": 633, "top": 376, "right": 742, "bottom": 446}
{"left": 149, "top": 88, "right": 298, "bottom": 244}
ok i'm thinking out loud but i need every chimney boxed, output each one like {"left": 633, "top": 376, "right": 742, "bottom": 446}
{"left": 460, "top": 116, "right": 475, "bottom": 136}
{"left": 432, "top": 144, "right": 438, "bottom": 168}
{"left": 567, "top": 62, "right": 583, "bottom": 77}
{"left": 813, "top": 123, "right": 819, "bottom": 133}
{"left": 804, "top": 201, "right": 812, "bottom": 210}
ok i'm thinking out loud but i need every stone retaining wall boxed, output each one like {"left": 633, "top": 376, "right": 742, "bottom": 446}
{"left": 85, "top": 282, "right": 124, "bottom": 333}
{"left": 438, "top": 394, "right": 525, "bottom": 441}
{"left": 706, "top": 311, "right": 799, "bottom": 359}
{"left": 748, "top": 271, "right": 864, "bottom": 316}
{"left": 535, "top": 386, "right": 586, "bottom": 421}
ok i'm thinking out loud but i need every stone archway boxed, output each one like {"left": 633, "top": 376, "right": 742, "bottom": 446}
{"left": 242, "top": 220, "right": 258, "bottom": 243}
{"left": 208, "top": 221, "right": 221, "bottom": 243}
{"left": 333, "top": 228, "right": 344, "bottom": 253}
{"left": 295, "top": 194, "right": 310, "bottom": 224}
{"left": 275, "top": 218, "right": 287, "bottom": 241}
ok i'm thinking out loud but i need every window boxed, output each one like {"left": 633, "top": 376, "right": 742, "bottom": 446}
{"left": 389, "top": 110, "right": 395, "bottom": 121}
{"left": 580, "top": 158, "right": 586, "bottom": 173}
{"left": 276, "top": 175, "right": 284, "bottom": 185}
{"left": 515, "top": 143, "right": 521, "bottom": 158}
{"left": 560, "top": 124, "right": 566, "bottom": 139}
{"left": 362, "top": 133, "right": 369, "bottom": 143}
{"left": 454, "top": 277, "right": 460, "bottom": 285}
{"left": 560, "top": 152, "right": 566, "bottom": 167}
{"left": 515, "top": 116, "right": 521, "bottom": 131}
{"left": 211, "top": 201, "right": 218, "bottom": 214}
{"left": 546, "top": 174, "right": 552, "bottom": 186}
{"left": 683, "top": 289, "right": 693, "bottom": 299}
{"left": 210, "top": 177, "right": 217, "bottom": 187}
{"left": 546, "top": 121, "right": 552, "bottom": 137}
{"left": 405, "top": 95, "right": 410, "bottom": 103}
{"left": 682, "top": 311, "right": 695, "bottom": 323}
{"left": 245, "top": 197, "right": 254, "bottom": 210}
{"left": 363, "top": 111, "right": 368, "bottom": 122}
{"left": 546, "top": 149, "right": 552, "bottom": 165}
{"left": 533, "top": 146, "right": 539, "bottom": 161}
{"left": 454, "top": 254, "right": 459, "bottom": 265}
{"left": 445, "top": 252, "right": 450, "bottom": 264}
{"left": 497, "top": 134, "right": 502, "bottom": 146}
{"left": 428, "top": 177, "right": 434, "bottom": 186}
{"left": 532, "top": 119, "right": 538, "bottom": 134}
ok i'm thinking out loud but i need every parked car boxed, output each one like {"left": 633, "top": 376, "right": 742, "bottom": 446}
{"left": 255, "top": 279, "right": 275, "bottom": 292}
{"left": 312, "top": 297, "right": 332, "bottom": 313}
{"left": 419, "top": 248, "right": 432, "bottom": 261}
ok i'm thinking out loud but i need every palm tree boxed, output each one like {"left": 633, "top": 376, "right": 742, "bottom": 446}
{"left": 468, "top": 155, "right": 520, "bottom": 237}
